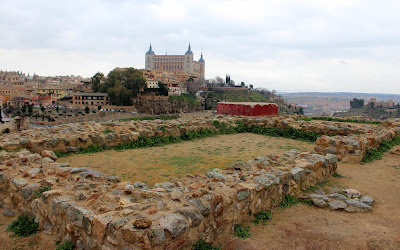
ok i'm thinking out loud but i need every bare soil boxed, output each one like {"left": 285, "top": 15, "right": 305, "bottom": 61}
{"left": 58, "top": 133, "right": 314, "bottom": 185}
{"left": 225, "top": 146, "right": 400, "bottom": 250}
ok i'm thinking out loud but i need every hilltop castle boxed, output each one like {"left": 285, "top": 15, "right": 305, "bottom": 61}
{"left": 145, "top": 43, "right": 205, "bottom": 79}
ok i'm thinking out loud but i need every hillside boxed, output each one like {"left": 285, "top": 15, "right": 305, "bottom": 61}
{"left": 335, "top": 106, "right": 400, "bottom": 119}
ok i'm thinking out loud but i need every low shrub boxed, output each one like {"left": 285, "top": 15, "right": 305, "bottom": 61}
{"left": 253, "top": 210, "right": 272, "bottom": 225}
{"left": 7, "top": 216, "right": 39, "bottom": 237}
{"left": 192, "top": 240, "right": 221, "bottom": 250}
{"left": 234, "top": 224, "right": 251, "bottom": 239}
{"left": 56, "top": 240, "right": 75, "bottom": 250}
{"left": 34, "top": 186, "right": 52, "bottom": 198}
{"left": 278, "top": 195, "right": 299, "bottom": 208}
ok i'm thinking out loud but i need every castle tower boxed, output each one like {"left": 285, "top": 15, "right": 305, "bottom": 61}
{"left": 145, "top": 43, "right": 155, "bottom": 70}
{"left": 198, "top": 52, "right": 205, "bottom": 79}
{"left": 184, "top": 43, "right": 194, "bottom": 74}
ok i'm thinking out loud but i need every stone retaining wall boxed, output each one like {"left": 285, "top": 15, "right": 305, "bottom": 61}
{"left": 0, "top": 148, "right": 337, "bottom": 249}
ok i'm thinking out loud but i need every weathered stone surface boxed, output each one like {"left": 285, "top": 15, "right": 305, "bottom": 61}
{"left": 154, "top": 182, "right": 175, "bottom": 189}
{"left": 237, "top": 189, "right": 250, "bottom": 201}
{"left": 205, "top": 171, "right": 226, "bottom": 180}
{"left": 312, "top": 198, "right": 327, "bottom": 208}
{"left": 254, "top": 176, "right": 274, "bottom": 188}
{"left": 345, "top": 199, "right": 372, "bottom": 211}
{"left": 360, "top": 196, "right": 374, "bottom": 206}
{"left": 159, "top": 213, "right": 189, "bottom": 238}
{"left": 11, "top": 178, "right": 27, "bottom": 189}
{"left": 291, "top": 167, "right": 305, "bottom": 182}
{"left": 170, "top": 191, "right": 183, "bottom": 200}
{"left": 328, "top": 200, "right": 347, "bottom": 210}
{"left": 133, "top": 182, "right": 149, "bottom": 190}
{"left": 344, "top": 189, "right": 361, "bottom": 198}
{"left": 325, "top": 154, "right": 339, "bottom": 163}
{"left": 21, "top": 184, "right": 40, "bottom": 201}
{"left": 133, "top": 218, "right": 152, "bottom": 229}
{"left": 40, "top": 150, "right": 57, "bottom": 160}
{"left": 328, "top": 193, "right": 347, "bottom": 200}
{"left": 148, "top": 229, "right": 166, "bottom": 246}
{"left": 3, "top": 208, "right": 16, "bottom": 217}
{"left": 176, "top": 206, "right": 203, "bottom": 227}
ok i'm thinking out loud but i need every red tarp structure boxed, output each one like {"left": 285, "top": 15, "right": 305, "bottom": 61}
{"left": 217, "top": 102, "right": 278, "bottom": 116}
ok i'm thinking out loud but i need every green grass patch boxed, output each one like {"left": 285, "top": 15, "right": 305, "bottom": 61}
{"left": 103, "top": 128, "right": 115, "bottom": 134}
{"left": 278, "top": 195, "right": 299, "bottom": 208}
{"left": 295, "top": 116, "right": 381, "bottom": 125}
{"left": 234, "top": 224, "right": 251, "bottom": 239}
{"left": 34, "top": 186, "right": 52, "bottom": 198}
{"left": 300, "top": 198, "right": 314, "bottom": 206}
{"left": 6, "top": 216, "right": 39, "bottom": 237}
{"left": 56, "top": 240, "right": 75, "bottom": 250}
{"left": 55, "top": 120, "right": 321, "bottom": 157}
{"left": 192, "top": 240, "right": 221, "bottom": 250}
{"left": 332, "top": 172, "right": 343, "bottom": 178}
{"left": 252, "top": 210, "right": 272, "bottom": 225}
{"left": 362, "top": 136, "right": 400, "bottom": 164}
{"left": 169, "top": 93, "right": 199, "bottom": 107}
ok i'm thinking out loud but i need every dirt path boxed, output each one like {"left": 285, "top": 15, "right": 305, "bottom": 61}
{"left": 58, "top": 133, "right": 314, "bottom": 185}
{"left": 225, "top": 146, "right": 400, "bottom": 250}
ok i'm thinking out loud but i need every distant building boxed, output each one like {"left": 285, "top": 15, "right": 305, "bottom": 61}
{"left": 72, "top": 93, "right": 109, "bottom": 108}
{"left": 145, "top": 43, "right": 205, "bottom": 79}
{"left": 368, "top": 98, "right": 395, "bottom": 108}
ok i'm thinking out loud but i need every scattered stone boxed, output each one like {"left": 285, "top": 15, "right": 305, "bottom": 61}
{"left": 124, "top": 185, "right": 135, "bottom": 195}
{"left": 328, "top": 200, "right": 347, "bottom": 210}
{"left": 345, "top": 199, "right": 372, "bottom": 211}
{"left": 40, "top": 150, "right": 57, "bottom": 160}
{"left": 291, "top": 167, "right": 305, "bottom": 182}
{"left": 21, "top": 184, "right": 40, "bottom": 201}
{"left": 344, "top": 189, "right": 361, "bottom": 198}
{"left": 2, "top": 208, "right": 16, "bottom": 217}
{"left": 205, "top": 171, "right": 226, "bottom": 181}
{"left": 328, "top": 193, "right": 347, "bottom": 200}
{"left": 360, "top": 196, "right": 374, "bottom": 206}
{"left": 189, "top": 198, "right": 211, "bottom": 217}
{"left": 312, "top": 198, "right": 327, "bottom": 208}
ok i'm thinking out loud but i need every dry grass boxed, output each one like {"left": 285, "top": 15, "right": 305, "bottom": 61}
{"left": 58, "top": 133, "right": 314, "bottom": 185}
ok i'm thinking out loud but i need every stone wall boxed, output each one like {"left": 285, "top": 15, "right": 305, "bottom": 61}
{"left": 0, "top": 148, "right": 337, "bottom": 249}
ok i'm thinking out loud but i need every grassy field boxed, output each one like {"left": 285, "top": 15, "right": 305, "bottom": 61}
{"left": 58, "top": 133, "right": 314, "bottom": 185}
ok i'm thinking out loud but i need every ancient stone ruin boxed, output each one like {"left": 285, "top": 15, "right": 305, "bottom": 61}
{"left": 0, "top": 115, "right": 398, "bottom": 249}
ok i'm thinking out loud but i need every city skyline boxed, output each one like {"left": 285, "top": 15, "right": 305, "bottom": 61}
{"left": 1, "top": 0, "right": 400, "bottom": 93}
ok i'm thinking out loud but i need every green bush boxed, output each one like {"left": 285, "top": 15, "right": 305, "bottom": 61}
{"left": 56, "top": 240, "right": 75, "bottom": 250}
{"left": 253, "top": 210, "right": 272, "bottom": 225}
{"left": 362, "top": 136, "right": 400, "bottom": 163}
{"left": 278, "top": 195, "right": 299, "bottom": 208}
{"left": 295, "top": 117, "right": 381, "bottom": 125}
{"left": 192, "top": 240, "right": 221, "bottom": 250}
{"left": 7, "top": 216, "right": 39, "bottom": 237}
{"left": 234, "top": 224, "right": 251, "bottom": 239}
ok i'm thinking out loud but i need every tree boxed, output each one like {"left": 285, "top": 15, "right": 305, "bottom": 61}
{"left": 27, "top": 104, "right": 33, "bottom": 115}
{"left": 21, "top": 105, "right": 26, "bottom": 114}
{"left": 91, "top": 72, "right": 104, "bottom": 93}
{"left": 158, "top": 82, "right": 169, "bottom": 96}
{"left": 98, "top": 68, "right": 146, "bottom": 106}
{"left": 350, "top": 98, "right": 364, "bottom": 108}
{"left": 369, "top": 102, "right": 375, "bottom": 109}
{"left": 41, "top": 106, "right": 45, "bottom": 113}
{"left": 187, "top": 78, "right": 204, "bottom": 96}
{"left": 249, "top": 84, "right": 254, "bottom": 90}
{"left": 85, "top": 106, "right": 90, "bottom": 114}
{"left": 240, "top": 82, "right": 245, "bottom": 88}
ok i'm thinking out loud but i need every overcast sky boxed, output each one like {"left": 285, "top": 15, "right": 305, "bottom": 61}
{"left": 1, "top": 0, "right": 400, "bottom": 93}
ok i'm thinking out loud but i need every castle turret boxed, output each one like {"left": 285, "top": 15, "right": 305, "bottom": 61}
{"left": 184, "top": 43, "right": 194, "bottom": 74}
{"left": 198, "top": 52, "right": 205, "bottom": 78}
{"left": 145, "top": 43, "right": 155, "bottom": 70}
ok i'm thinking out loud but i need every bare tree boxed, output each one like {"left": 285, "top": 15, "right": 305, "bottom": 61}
{"left": 187, "top": 78, "right": 205, "bottom": 95}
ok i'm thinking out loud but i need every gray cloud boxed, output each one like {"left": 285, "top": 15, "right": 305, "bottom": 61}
{"left": 1, "top": 0, "right": 400, "bottom": 93}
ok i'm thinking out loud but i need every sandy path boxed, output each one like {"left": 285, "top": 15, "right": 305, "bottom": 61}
{"left": 226, "top": 146, "right": 400, "bottom": 250}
